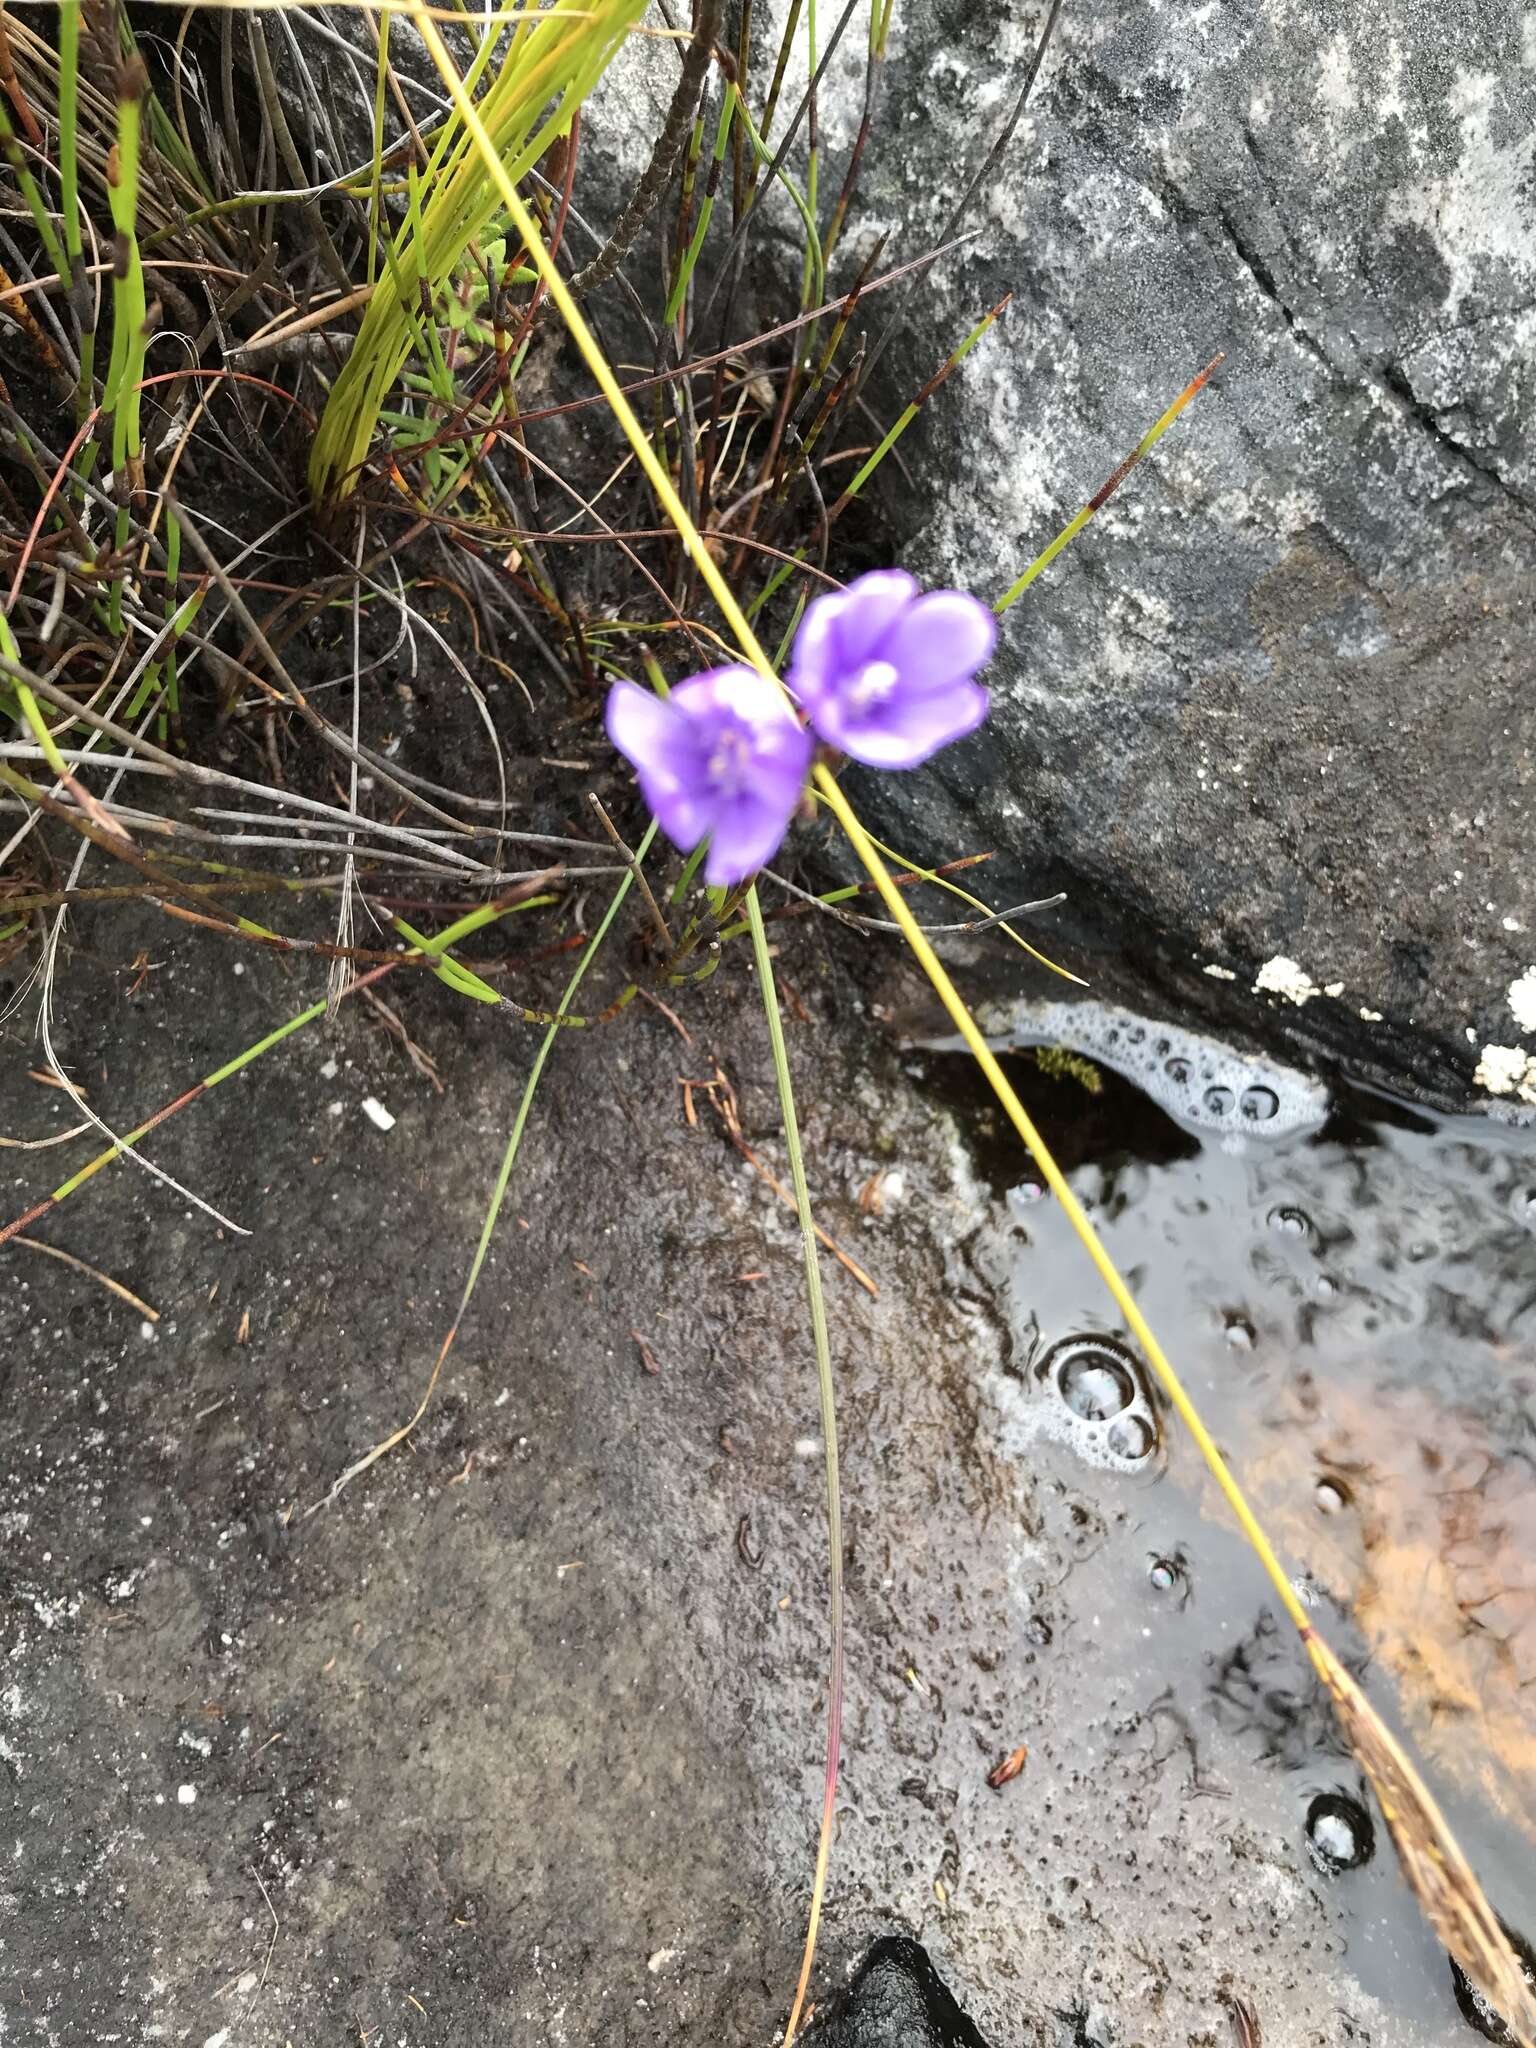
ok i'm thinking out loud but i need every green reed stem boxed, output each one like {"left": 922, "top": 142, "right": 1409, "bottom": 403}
{"left": 994, "top": 356, "right": 1224, "bottom": 615}
{"left": 103, "top": 63, "right": 148, "bottom": 637}
{"left": 745, "top": 885, "right": 843, "bottom": 2048}
{"left": 0, "top": 95, "right": 66, "bottom": 280}
{"left": 56, "top": 0, "right": 95, "bottom": 422}
{"left": 664, "top": 79, "right": 735, "bottom": 325}
{"left": 747, "top": 296, "right": 1009, "bottom": 622}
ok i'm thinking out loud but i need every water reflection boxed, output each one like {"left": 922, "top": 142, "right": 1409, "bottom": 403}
{"left": 944, "top": 1039, "right": 1536, "bottom": 2035}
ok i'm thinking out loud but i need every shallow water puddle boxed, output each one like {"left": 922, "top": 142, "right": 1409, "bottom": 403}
{"left": 917, "top": 1015, "right": 1536, "bottom": 2037}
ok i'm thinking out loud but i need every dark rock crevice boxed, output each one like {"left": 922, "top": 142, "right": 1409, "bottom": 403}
{"left": 1215, "top": 207, "right": 1333, "bottom": 374}
{"left": 807, "top": 1937, "right": 995, "bottom": 2047}
{"left": 1374, "top": 358, "right": 1536, "bottom": 524}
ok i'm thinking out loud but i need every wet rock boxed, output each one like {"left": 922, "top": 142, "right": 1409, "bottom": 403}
{"left": 1450, "top": 1923, "right": 1536, "bottom": 2044}
{"left": 807, "top": 1937, "right": 992, "bottom": 2047}
{"left": 1305, "top": 1791, "right": 1375, "bottom": 1875}
{"left": 824, "top": 0, "right": 1536, "bottom": 1105}
{"left": 9, "top": 913, "right": 1532, "bottom": 2042}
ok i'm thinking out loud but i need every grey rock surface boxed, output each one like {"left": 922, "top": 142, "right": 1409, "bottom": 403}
{"left": 823, "top": 0, "right": 1536, "bottom": 1104}
{"left": 8, "top": 910, "right": 1534, "bottom": 2045}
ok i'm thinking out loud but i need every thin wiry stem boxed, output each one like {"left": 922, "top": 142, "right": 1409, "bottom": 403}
{"left": 746, "top": 885, "right": 842, "bottom": 2045}
{"left": 759, "top": 865, "right": 1065, "bottom": 937}
{"left": 562, "top": 0, "right": 723, "bottom": 305}
{"left": 330, "top": 511, "right": 368, "bottom": 1014}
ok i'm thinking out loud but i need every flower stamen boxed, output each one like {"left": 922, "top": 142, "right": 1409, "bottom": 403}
{"left": 846, "top": 658, "right": 901, "bottom": 710}
{"left": 786, "top": 571, "right": 996, "bottom": 769}
{"left": 706, "top": 726, "right": 751, "bottom": 794}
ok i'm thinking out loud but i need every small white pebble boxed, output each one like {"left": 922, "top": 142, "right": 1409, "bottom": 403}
{"left": 177, "top": 1783, "right": 197, "bottom": 1806}
{"left": 139, "top": 1321, "right": 156, "bottom": 1342}
{"left": 1254, "top": 956, "right": 1322, "bottom": 1006}
{"left": 319, "top": 1057, "right": 339, "bottom": 1080}
{"left": 361, "top": 1096, "right": 396, "bottom": 1132}
{"left": 1475, "top": 1044, "right": 1536, "bottom": 1100}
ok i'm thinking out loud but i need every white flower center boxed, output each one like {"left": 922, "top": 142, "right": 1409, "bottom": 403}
{"left": 706, "top": 726, "right": 752, "bottom": 794}
{"left": 846, "top": 658, "right": 901, "bottom": 710}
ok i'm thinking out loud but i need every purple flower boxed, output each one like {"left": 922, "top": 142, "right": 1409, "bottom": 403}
{"left": 789, "top": 569, "right": 996, "bottom": 767}
{"left": 605, "top": 667, "right": 813, "bottom": 887}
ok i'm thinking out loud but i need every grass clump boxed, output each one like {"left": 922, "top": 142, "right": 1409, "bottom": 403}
{"left": 308, "top": 0, "right": 646, "bottom": 503}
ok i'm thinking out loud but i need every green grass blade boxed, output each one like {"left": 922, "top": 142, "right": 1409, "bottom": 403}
{"left": 0, "top": 95, "right": 66, "bottom": 279}
{"left": 366, "top": 6, "right": 392, "bottom": 291}
{"left": 310, "top": 0, "right": 646, "bottom": 504}
{"left": 56, "top": 0, "right": 95, "bottom": 422}
{"left": 103, "top": 61, "right": 148, "bottom": 636}
{"left": 994, "top": 356, "right": 1224, "bottom": 615}
{"left": 731, "top": 83, "right": 823, "bottom": 313}
{"left": 745, "top": 885, "right": 843, "bottom": 2048}
{"left": 664, "top": 82, "right": 736, "bottom": 324}
{"left": 58, "top": 1, "right": 82, "bottom": 270}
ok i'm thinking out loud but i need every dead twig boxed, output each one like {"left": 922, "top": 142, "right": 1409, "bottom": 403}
{"left": 684, "top": 1062, "right": 877, "bottom": 1297}
{"left": 13, "top": 1233, "right": 159, "bottom": 1320}
{"left": 590, "top": 792, "right": 673, "bottom": 952}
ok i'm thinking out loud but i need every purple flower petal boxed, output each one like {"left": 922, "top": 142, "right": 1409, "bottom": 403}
{"left": 825, "top": 569, "right": 919, "bottom": 668}
{"left": 604, "top": 670, "right": 810, "bottom": 880}
{"left": 606, "top": 679, "right": 711, "bottom": 847}
{"left": 669, "top": 664, "right": 761, "bottom": 723}
{"left": 748, "top": 710, "right": 817, "bottom": 800}
{"left": 835, "top": 678, "right": 990, "bottom": 768}
{"left": 790, "top": 571, "right": 919, "bottom": 715}
{"left": 881, "top": 590, "right": 997, "bottom": 694}
{"left": 704, "top": 790, "right": 800, "bottom": 885}
{"left": 789, "top": 569, "right": 996, "bottom": 769}
{"left": 605, "top": 675, "right": 680, "bottom": 763}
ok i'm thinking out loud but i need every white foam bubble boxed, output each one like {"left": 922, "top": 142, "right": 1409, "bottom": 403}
{"left": 992, "top": 1376, "right": 1153, "bottom": 1474}
{"left": 978, "top": 998, "right": 1329, "bottom": 1140}
{"left": 988, "top": 1341, "right": 1161, "bottom": 1477}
